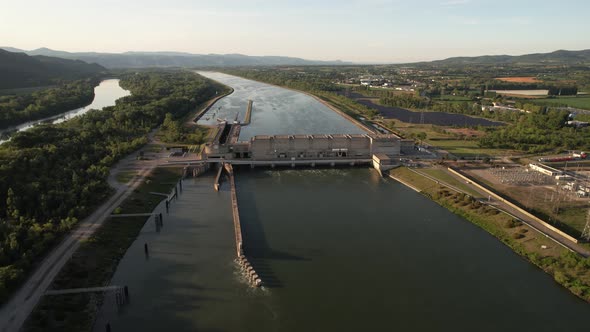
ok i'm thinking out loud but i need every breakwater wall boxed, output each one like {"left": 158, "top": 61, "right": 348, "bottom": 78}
{"left": 213, "top": 164, "right": 224, "bottom": 191}
{"left": 224, "top": 163, "right": 262, "bottom": 287}
{"left": 242, "top": 100, "right": 253, "bottom": 125}
{"left": 193, "top": 88, "right": 235, "bottom": 123}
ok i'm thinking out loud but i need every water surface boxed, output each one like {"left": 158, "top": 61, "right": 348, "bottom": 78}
{"left": 95, "top": 168, "right": 590, "bottom": 332}
{"left": 0, "top": 79, "right": 130, "bottom": 143}
{"left": 196, "top": 72, "right": 367, "bottom": 140}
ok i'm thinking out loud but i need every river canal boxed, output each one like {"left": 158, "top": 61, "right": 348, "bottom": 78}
{"left": 93, "top": 73, "right": 590, "bottom": 332}
{"left": 0, "top": 79, "right": 130, "bottom": 143}
{"left": 196, "top": 72, "right": 367, "bottom": 140}
{"left": 95, "top": 169, "right": 590, "bottom": 332}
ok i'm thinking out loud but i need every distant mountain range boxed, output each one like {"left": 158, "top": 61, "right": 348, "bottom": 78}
{"left": 0, "top": 49, "right": 105, "bottom": 89}
{"left": 0, "top": 47, "right": 350, "bottom": 69}
{"left": 424, "top": 49, "right": 590, "bottom": 66}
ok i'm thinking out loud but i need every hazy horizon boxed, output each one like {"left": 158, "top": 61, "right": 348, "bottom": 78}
{"left": 2, "top": 0, "right": 590, "bottom": 63}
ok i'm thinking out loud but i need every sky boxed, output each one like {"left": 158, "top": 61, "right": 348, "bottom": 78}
{"left": 1, "top": 0, "right": 589, "bottom": 63}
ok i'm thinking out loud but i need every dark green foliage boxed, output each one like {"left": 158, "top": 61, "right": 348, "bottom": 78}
{"left": 478, "top": 109, "right": 590, "bottom": 152}
{"left": 380, "top": 94, "right": 425, "bottom": 109}
{"left": 0, "top": 79, "right": 98, "bottom": 129}
{"left": 0, "top": 70, "right": 218, "bottom": 305}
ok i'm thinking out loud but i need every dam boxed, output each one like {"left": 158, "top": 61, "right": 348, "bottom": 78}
{"left": 204, "top": 122, "right": 413, "bottom": 172}
{"left": 92, "top": 73, "right": 590, "bottom": 332}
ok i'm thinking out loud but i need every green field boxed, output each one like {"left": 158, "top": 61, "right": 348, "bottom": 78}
{"left": 427, "top": 138, "right": 513, "bottom": 157}
{"left": 419, "top": 168, "right": 483, "bottom": 197}
{"left": 534, "top": 96, "right": 590, "bottom": 110}
{"left": 434, "top": 94, "right": 472, "bottom": 102}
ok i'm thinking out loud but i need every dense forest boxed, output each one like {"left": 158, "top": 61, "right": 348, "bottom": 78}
{"left": 0, "top": 70, "right": 220, "bottom": 304}
{"left": 0, "top": 79, "right": 99, "bottom": 129}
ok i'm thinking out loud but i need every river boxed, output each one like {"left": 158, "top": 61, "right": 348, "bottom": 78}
{"left": 0, "top": 79, "right": 130, "bottom": 143}
{"left": 92, "top": 73, "right": 590, "bottom": 332}
{"left": 196, "top": 72, "right": 367, "bottom": 140}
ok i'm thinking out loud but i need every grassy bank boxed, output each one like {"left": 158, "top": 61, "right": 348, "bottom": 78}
{"left": 390, "top": 167, "right": 590, "bottom": 303}
{"left": 23, "top": 167, "right": 183, "bottom": 332}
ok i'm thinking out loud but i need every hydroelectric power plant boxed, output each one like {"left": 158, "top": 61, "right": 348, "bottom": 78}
{"left": 91, "top": 72, "right": 590, "bottom": 332}
{"left": 203, "top": 121, "right": 414, "bottom": 173}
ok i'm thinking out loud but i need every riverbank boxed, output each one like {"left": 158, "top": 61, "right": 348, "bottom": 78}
{"left": 0, "top": 79, "right": 130, "bottom": 144}
{"left": 186, "top": 86, "right": 234, "bottom": 125}
{"left": 388, "top": 167, "right": 590, "bottom": 304}
{"left": 0, "top": 71, "right": 220, "bottom": 332}
{"left": 0, "top": 79, "right": 100, "bottom": 131}
{"left": 22, "top": 167, "right": 183, "bottom": 332}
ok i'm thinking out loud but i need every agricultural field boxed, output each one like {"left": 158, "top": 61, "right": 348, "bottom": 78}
{"left": 434, "top": 94, "right": 472, "bottom": 101}
{"left": 429, "top": 138, "right": 514, "bottom": 158}
{"left": 495, "top": 77, "right": 541, "bottom": 83}
{"left": 388, "top": 121, "right": 514, "bottom": 158}
{"left": 418, "top": 168, "right": 483, "bottom": 197}
{"left": 491, "top": 89, "right": 549, "bottom": 96}
{"left": 534, "top": 96, "right": 590, "bottom": 110}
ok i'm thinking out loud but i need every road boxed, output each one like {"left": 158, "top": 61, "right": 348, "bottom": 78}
{"left": 0, "top": 138, "right": 166, "bottom": 332}
{"left": 437, "top": 167, "right": 590, "bottom": 257}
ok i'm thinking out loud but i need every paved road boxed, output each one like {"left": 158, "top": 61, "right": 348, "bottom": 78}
{"left": 0, "top": 142, "right": 165, "bottom": 332}
{"left": 438, "top": 167, "right": 590, "bottom": 257}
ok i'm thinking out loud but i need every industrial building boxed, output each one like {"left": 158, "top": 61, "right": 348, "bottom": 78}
{"left": 204, "top": 122, "right": 413, "bottom": 172}
{"left": 529, "top": 163, "right": 563, "bottom": 177}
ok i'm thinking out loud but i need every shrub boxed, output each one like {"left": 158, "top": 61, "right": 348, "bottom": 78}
{"left": 503, "top": 219, "right": 520, "bottom": 228}
{"left": 512, "top": 233, "right": 525, "bottom": 239}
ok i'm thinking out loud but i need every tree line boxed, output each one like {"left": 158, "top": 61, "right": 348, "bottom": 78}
{"left": 0, "top": 70, "right": 220, "bottom": 304}
{"left": 0, "top": 79, "right": 99, "bottom": 130}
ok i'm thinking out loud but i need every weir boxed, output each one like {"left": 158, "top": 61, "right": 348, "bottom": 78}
{"left": 224, "top": 163, "right": 262, "bottom": 287}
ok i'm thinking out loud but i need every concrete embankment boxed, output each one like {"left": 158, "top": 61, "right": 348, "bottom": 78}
{"left": 224, "top": 163, "right": 262, "bottom": 287}
{"left": 387, "top": 173, "right": 421, "bottom": 193}
{"left": 305, "top": 93, "right": 377, "bottom": 134}
{"left": 192, "top": 87, "right": 234, "bottom": 123}
{"left": 213, "top": 165, "right": 224, "bottom": 191}
{"left": 242, "top": 100, "right": 253, "bottom": 125}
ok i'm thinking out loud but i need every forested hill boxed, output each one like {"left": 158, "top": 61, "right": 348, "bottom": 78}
{"left": 422, "top": 49, "right": 590, "bottom": 66}
{"left": 0, "top": 47, "right": 349, "bottom": 69}
{"left": 0, "top": 49, "right": 105, "bottom": 89}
